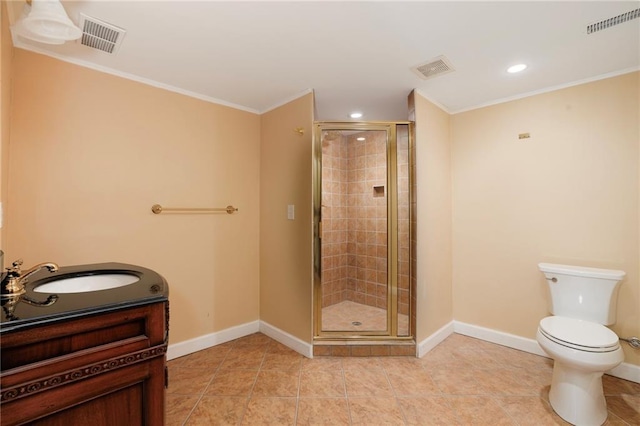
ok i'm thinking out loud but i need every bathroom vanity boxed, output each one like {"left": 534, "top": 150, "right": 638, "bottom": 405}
{"left": 0, "top": 263, "right": 169, "bottom": 426}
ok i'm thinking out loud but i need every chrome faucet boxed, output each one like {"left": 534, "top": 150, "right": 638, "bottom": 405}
{"left": 1, "top": 259, "right": 59, "bottom": 296}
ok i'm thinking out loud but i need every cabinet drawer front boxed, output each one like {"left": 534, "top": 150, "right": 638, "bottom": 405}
{"left": 1, "top": 304, "right": 166, "bottom": 371}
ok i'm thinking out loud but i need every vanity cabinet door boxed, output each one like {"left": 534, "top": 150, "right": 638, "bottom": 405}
{"left": 0, "top": 302, "right": 167, "bottom": 426}
{"left": 20, "top": 357, "right": 165, "bottom": 426}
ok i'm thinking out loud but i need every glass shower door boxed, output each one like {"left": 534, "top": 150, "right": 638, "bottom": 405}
{"left": 314, "top": 122, "right": 412, "bottom": 340}
{"left": 319, "top": 128, "right": 389, "bottom": 333}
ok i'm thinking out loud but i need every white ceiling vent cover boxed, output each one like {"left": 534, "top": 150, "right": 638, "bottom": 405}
{"left": 587, "top": 8, "right": 640, "bottom": 34}
{"left": 78, "top": 14, "right": 126, "bottom": 54}
{"left": 411, "top": 56, "right": 455, "bottom": 80}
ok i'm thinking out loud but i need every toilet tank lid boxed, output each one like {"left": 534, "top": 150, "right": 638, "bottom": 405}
{"left": 538, "top": 263, "right": 625, "bottom": 280}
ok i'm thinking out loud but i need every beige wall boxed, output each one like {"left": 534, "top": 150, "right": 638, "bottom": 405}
{"left": 0, "top": 1, "right": 12, "bottom": 252}
{"left": 7, "top": 50, "right": 261, "bottom": 345}
{"left": 260, "top": 93, "right": 314, "bottom": 342}
{"left": 452, "top": 72, "right": 639, "bottom": 366}
{"left": 411, "top": 91, "right": 454, "bottom": 342}
{"left": 5, "top": 40, "right": 637, "bottom": 366}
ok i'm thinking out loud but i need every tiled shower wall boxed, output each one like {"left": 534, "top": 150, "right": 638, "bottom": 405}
{"left": 320, "top": 133, "right": 348, "bottom": 307}
{"left": 321, "top": 131, "right": 388, "bottom": 310}
{"left": 346, "top": 132, "right": 388, "bottom": 310}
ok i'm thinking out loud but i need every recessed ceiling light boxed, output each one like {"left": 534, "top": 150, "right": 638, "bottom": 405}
{"left": 507, "top": 64, "right": 527, "bottom": 73}
{"left": 356, "top": 137, "right": 365, "bottom": 141}
{"left": 350, "top": 112, "right": 363, "bottom": 119}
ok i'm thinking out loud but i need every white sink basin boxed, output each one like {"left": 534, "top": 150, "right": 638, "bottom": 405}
{"left": 34, "top": 274, "right": 140, "bottom": 293}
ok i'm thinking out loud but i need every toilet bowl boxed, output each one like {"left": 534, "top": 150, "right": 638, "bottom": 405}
{"left": 537, "top": 316, "right": 624, "bottom": 426}
{"left": 537, "top": 263, "right": 625, "bottom": 426}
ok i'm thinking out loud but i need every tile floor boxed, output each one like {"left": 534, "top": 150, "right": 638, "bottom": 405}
{"left": 321, "top": 301, "right": 409, "bottom": 334}
{"left": 166, "top": 333, "right": 640, "bottom": 425}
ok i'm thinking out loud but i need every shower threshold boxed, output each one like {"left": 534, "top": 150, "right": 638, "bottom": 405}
{"left": 313, "top": 339, "right": 416, "bottom": 357}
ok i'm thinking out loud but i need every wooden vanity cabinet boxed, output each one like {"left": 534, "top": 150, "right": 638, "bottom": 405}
{"left": 0, "top": 302, "right": 168, "bottom": 426}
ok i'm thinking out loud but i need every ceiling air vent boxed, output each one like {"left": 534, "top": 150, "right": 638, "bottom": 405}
{"left": 587, "top": 8, "right": 640, "bottom": 34}
{"left": 411, "top": 55, "right": 455, "bottom": 80}
{"left": 78, "top": 14, "right": 126, "bottom": 54}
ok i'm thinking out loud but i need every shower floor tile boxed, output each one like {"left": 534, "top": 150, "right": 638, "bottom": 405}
{"left": 321, "top": 300, "right": 409, "bottom": 333}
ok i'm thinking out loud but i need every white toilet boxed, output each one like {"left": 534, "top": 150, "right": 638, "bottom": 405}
{"left": 536, "top": 263, "right": 625, "bottom": 426}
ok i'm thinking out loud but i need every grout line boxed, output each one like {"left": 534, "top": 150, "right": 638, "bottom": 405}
{"left": 294, "top": 365, "right": 302, "bottom": 425}
{"left": 439, "top": 394, "right": 460, "bottom": 425}
{"left": 170, "top": 332, "right": 639, "bottom": 425}
{"left": 341, "top": 363, "right": 354, "bottom": 425}
{"left": 491, "top": 395, "right": 519, "bottom": 425}
{"left": 384, "top": 366, "right": 409, "bottom": 424}
{"left": 179, "top": 345, "right": 233, "bottom": 425}
{"left": 237, "top": 342, "right": 268, "bottom": 424}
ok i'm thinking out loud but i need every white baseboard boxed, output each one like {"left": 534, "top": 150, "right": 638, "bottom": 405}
{"left": 453, "top": 321, "right": 548, "bottom": 357}
{"left": 452, "top": 320, "right": 640, "bottom": 384}
{"left": 167, "top": 318, "right": 639, "bottom": 384}
{"left": 166, "top": 320, "right": 313, "bottom": 360}
{"left": 166, "top": 320, "right": 259, "bottom": 360}
{"left": 417, "top": 321, "right": 455, "bottom": 358}
{"left": 608, "top": 361, "right": 640, "bottom": 383}
{"left": 259, "top": 321, "right": 314, "bottom": 358}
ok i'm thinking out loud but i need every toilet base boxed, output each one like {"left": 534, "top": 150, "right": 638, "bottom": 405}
{"left": 549, "top": 361, "right": 608, "bottom": 426}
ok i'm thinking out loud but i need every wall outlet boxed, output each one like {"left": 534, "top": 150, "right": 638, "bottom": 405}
{"left": 287, "top": 204, "right": 295, "bottom": 220}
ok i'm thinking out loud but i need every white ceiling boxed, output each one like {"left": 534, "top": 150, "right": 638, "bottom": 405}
{"left": 8, "top": 1, "right": 640, "bottom": 120}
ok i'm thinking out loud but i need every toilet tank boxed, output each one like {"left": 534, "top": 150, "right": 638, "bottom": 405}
{"left": 538, "top": 263, "right": 625, "bottom": 325}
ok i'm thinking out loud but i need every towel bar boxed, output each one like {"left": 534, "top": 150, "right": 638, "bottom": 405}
{"left": 151, "top": 204, "right": 238, "bottom": 215}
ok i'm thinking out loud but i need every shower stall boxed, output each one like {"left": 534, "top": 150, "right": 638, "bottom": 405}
{"left": 313, "top": 122, "right": 415, "bottom": 343}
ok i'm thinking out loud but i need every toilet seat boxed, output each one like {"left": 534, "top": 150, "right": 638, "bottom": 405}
{"left": 539, "top": 316, "right": 620, "bottom": 353}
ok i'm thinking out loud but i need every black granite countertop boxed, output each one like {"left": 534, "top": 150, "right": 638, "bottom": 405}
{"left": 0, "top": 263, "right": 169, "bottom": 334}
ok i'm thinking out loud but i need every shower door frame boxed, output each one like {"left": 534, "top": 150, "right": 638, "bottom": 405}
{"left": 313, "top": 121, "right": 414, "bottom": 341}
